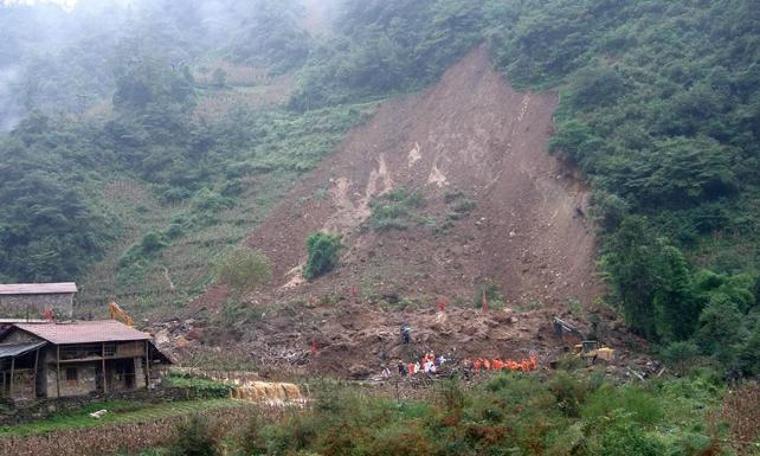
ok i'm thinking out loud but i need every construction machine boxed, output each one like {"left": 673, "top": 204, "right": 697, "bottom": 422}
{"left": 109, "top": 301, "right": 134, "bottom": 327}
{"left": 553, "top": 317, "right": 614, "bottom": 363}
{"left": 572, "top": 340, "right": 615, "bottom": 363}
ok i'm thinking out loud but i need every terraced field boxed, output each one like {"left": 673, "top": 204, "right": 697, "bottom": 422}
{"left": 76, "top": 62, "right": 375, "bottom": 319}
{"left": 0, "top": 399, "right": 260, "bottom": 456}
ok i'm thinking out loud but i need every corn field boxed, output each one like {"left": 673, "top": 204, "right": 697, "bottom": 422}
{"left": 0, "top": 405, "right": 261, "bottom": 456}
{"left": 717, "top": 384, "right": 760, "bottom": 455}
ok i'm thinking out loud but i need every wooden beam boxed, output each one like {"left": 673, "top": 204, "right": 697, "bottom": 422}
{"left": 33, "top": 348, "right": 40, "bottom": 398}
{"left": 9, "top": 357, "right": 14, "bottom": 398}
{"left": 56, "top": 345, "right": 61, "bottom": 398}
{"left": 101, "top": 343, "right": 107, "bottom": 394}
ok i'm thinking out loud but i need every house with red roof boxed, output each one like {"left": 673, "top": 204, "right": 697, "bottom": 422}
{"left": 0, "top": 320, "right": 171, "bottom": 401}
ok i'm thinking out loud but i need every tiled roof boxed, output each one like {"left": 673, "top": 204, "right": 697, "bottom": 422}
{"left": 0, "top": 283, "right": 77, "bottom": 295}
{"left": 0, "top": 341, "right": 47, "bottom": 359}
{"left": 13, "top": 320, "right": 151, "bottom": 345}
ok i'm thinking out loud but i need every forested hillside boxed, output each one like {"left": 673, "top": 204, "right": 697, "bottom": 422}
{"left": 1, "top": 0, "right": 760, "bottom": 375}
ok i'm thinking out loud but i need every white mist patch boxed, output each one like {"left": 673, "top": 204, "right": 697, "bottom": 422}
{"left": 2, "top": 0, "right": 79, "bottom": 12}
{"left": 0, "top": 65, "right": 23, "bottom": 132}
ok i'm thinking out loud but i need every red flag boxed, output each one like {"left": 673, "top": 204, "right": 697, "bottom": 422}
{"left": 437, "top": 296, "right": 448, "bottom": 312}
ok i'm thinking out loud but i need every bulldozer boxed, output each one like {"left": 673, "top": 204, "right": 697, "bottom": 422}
{"left": 108, "top": 301, "right": 134, "bottom": 327}
{"left": 573, "top": 340, "right": 615, "bottom": 363}
{"left": 553, "top": 317, "right": 614, "bottom": 363}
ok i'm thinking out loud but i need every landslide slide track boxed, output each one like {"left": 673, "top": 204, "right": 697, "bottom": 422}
{"left": 190, "top": 47, "right": 605, "bottom": 375}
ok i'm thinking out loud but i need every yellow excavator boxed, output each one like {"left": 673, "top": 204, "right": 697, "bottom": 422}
{"left": 108, "top": 301, "right": 134, "bottom": 327}
{"left": 573, "top": 340, "right": 615, "bottom": 363}
{"left": 554, "top": 317, "right": 614, "bottom": 363}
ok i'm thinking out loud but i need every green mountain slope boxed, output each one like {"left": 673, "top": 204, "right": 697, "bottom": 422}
{"left": 1, "top": 0, "right": 759, "bottom": 374}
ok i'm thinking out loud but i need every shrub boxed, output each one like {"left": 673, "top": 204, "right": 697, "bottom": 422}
{"left": 590, "top": 419, "right": 666, "bottom": 456}
{"left": 582, "top": 385, "right": 664, "bottom": 427}
{"left": 165, "top": 374, "right": 233, "bottom": 399}
{"left": 214, "top": 248, "right": 272, "bottom": 294}
{"left": 548, "top": 372, "right": 589, "bottom": 418}
{"left": 661, "top": 341, "right": 699, "bottom": 374}
{"left": 368, "top": 188, "right": 424, "bottom": 231}
{"left": 192, "top": 188, "right": 234, "bottom": 213}
{"left": 304, "top": 232, "right": 342, "bottom": 280}
{"left": 140, "top": 232, "right": 167, "bottom": 253}
{"left": 169, "top": 414, "right": 218, "bottom": 456}
{"left": 737, "top": 321, "right": 760, "bottom": 376}
{"left": 237, "top": 410, "right": 266, "bottom": 455}
{"left": 695, "top": 299, "right": 745, "bottom": 362}
{"left": 473, "top": 280, "right": 504, "bottom": 310}
{"left": 119, "top": 231, "right": 168, "bottom": 268}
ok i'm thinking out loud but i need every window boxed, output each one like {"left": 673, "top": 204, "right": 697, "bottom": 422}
{"left": 65, "top": 368, "right": 78, "bottom": 383}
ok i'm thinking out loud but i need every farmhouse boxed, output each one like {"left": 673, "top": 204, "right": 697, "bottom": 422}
{"left": 0, "top": 283, "right": 77, "bottom": 320}
{"left": 0, "top": 320, "right": 171, "bottom": 401}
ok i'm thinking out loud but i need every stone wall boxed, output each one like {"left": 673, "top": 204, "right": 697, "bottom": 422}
{"left": 0, "top": 293, "right": 74, "bottom": 320}
{"left": 134, "top": 357, "right": 146, "bottom": 389}
{"left": 45, "top": 363, "right": 98, "bottom": 399}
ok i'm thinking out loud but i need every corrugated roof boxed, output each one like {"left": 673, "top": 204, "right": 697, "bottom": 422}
{"left": 0, "top": 283, "right": 77, "bottom": 295}
{"left": 0, "top": 341, "right": 47, "bottom": 359}
{"left": 13, "top": 320, "right": 151, "bottom": 345}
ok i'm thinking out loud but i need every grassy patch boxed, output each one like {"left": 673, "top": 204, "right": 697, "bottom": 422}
{"left": 229, "top": 373, "right": 725, "bottom": 455}
{"left": 78, "top": 103, "right": 375, "bottom": 318}
{"left": 0, "top": 399, "right": 243, "bottom": 437}
{"left": 368, "top": 188, "right": 425, "bottom": 231}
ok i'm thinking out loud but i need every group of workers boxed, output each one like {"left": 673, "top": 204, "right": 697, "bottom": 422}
{"left": 393, "top": 320, "right": 540, "bottom": 379}
{"left": 391, "top": 352, "right": 448, "bottom": 378}
{"left": 464, "top": 355, "right": 538, "bottom": 373}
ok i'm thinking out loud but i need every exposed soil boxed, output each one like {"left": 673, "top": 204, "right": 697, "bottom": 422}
{"left": 247, "top": 46, "right": 599, "bottom": 305}
{"left": 185, "top": 47, "right": 611, "bottom": 376}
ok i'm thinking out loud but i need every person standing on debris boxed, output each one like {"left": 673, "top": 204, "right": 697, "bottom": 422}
{"left": 398, "top": 361, "right": 407, "bottom": 377}
{"left": 401, "top": 323, "right": 412, "bottom": 344}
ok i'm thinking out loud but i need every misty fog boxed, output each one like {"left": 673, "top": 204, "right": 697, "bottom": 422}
{"left": 0, "top": 0, "right": 339, "bottom": 130}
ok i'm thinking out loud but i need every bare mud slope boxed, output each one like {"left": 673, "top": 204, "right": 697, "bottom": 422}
{"left": 181, "top": 48, "right": 608, "bottom": 376}
{"left": 246, "top": 47, "right": 598, "bottom": 306}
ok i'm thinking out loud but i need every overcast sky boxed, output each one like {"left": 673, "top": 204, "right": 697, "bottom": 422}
{"left": 2, "top": 0, "right": 79, "bottom": 10}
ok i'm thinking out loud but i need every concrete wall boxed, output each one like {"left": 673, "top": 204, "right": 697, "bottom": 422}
{"left": 0, "top": 294, "right": 74, "bottom": 320}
